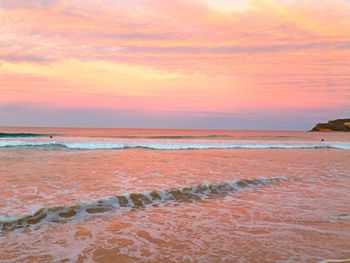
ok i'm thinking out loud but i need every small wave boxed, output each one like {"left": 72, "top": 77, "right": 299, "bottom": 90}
{"left": 146, "top": 135, "right": 232, "bottom": 139}
{"left": 0, "top": 133, "right": 50, "bottom": 138}
{"left": 0, "top": 141, "right": 350, "bottom": 150}
{"left": 114, "top": 135, "right": 233, "bottom": 139}
{"left": 0, "top": 141, "right": 68, "bottom": 149}
{"left": 321, "top": 259, "right": 350, "bottom": 263}
{"left": 0, "top": 177, "right": 287, "bottom": 231}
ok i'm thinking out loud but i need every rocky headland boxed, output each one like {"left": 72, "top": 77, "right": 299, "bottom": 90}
{"left": 310, "top": 118, "right": 350, "bottom": 132}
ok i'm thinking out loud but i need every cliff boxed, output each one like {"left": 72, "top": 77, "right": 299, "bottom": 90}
{"left": 310, "top": 119, "right": 350, "bottom": 132}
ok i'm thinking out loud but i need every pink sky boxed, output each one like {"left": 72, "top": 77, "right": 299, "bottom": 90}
{"left": 0, "top": 0, "right": 349, "bottom": 129}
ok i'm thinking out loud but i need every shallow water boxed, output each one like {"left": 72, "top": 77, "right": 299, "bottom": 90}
{"left": 0, "top": 128, "right": 350, "bottom": 262}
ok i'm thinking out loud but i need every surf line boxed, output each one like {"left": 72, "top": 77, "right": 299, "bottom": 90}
{"left": 0, "top": 177, "right": 288, "bottom": 231}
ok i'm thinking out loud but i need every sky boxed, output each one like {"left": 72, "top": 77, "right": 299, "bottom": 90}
{"left": 0, "top": 0, "right": 349, "bottom": 130}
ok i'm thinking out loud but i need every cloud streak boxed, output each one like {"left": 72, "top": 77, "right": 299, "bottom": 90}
{"left": 0, "top": 0, "right": 57, "bottom": 9}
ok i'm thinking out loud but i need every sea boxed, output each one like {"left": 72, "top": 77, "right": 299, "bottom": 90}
{"left": 0, "top": 127, "right": 350, "bottom": 263}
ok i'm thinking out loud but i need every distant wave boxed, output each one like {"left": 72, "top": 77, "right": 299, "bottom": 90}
{"left": 114, "top": 135, "right": 298, "bottom": 140}
{"left": 0, "top": 177, "right": 287, "bottom": 231}
{"left": 146, "top": 135, "right": 233, "bottom": 139}
{"left": 114, "top": 135, "right": 233, "bottom": 139}
{"left": 0, "top": 141, "right": 350, "bottom": 150}
{"left": 0, "top": 133, "right": 50, "bottom": 138}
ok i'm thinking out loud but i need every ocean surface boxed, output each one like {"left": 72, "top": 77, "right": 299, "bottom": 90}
{"left": 0, "top": 127, "right": 350, "bottom": 263}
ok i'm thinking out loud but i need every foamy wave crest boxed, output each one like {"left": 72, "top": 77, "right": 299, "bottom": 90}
{"left": 0, "top": 177, "right": 287, "bottom": 231}
{"left": 116, "top": 135, "right": 233, "bottom": 139}
{"left": 0, "top": 133, "right": 49, "bottom": 138}
{"left": 0, "top": 141, "right": 124, "bottom": 149}
{"left": 1, "top": 140, "right": 350, "bottom": 150}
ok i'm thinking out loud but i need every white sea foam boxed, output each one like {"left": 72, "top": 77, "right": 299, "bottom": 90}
{"left": 0, "top": 140, "right": 350, "bottom": 150}
{"left": 0, "top": 177, "right": 287, "bottom": 231}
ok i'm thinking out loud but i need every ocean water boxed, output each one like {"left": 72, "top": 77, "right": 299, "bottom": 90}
{"left": 0, "top": 127, "right": 350, "bottom": 263}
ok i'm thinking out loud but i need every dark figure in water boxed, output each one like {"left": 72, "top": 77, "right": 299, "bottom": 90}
{"left": 321, "top": 139, "right": 324, "bottom": 141}
{"left": 50, "top": 136, "right": 53, "bottom": 139}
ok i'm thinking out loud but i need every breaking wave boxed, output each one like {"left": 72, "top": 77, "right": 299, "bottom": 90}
{"left": 0, "top": 177, "right": 287, "bottom": 231}
{"left": 0, "top": 140, "right": 349, "bottom": 150}
{"left": 0, "top": 133, "right": 50, "bottom": 138}
{"left": 115, "top": 135, "right": 233, "bottom": 139}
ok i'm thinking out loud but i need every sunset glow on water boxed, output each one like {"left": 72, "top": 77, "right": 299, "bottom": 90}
{"left": 1, "top": 0, "right": 350, "bottom": 262}
{"left": 0, "top": 128, "right": 350, "bottom": 262}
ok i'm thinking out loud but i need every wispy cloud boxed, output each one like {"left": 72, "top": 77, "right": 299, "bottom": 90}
{"left": 0, "top": 54, "right": 53, "bottom": 63}
{"left": 0, "top": 0, "right": 57, "bottom": 9}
